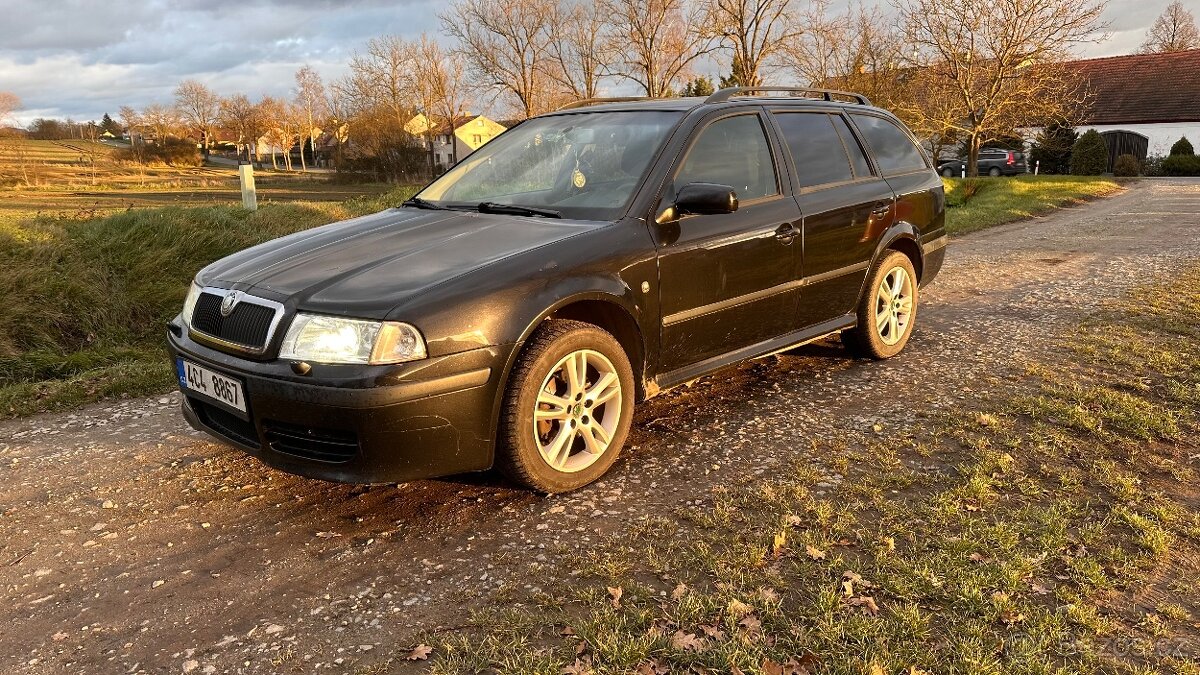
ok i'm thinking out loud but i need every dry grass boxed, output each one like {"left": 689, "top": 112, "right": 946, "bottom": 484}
{"left": 418, "top": 265, "right": 1200, "bottom": 674}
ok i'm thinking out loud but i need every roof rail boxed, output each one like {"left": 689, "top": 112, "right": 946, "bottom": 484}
{"left": 556, "top": 97, "right": 663, "bottom": 110}
{"left": 704, "top": 87, "right": 872, "bottom": 106}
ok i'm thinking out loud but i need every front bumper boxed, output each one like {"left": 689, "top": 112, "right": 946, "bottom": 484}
{"left": 168, "top": 325, "right": 514, "bottom": 483}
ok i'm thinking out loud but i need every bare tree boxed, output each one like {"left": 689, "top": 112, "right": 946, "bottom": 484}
{"left": 338, "top": 36, "right": 419, "bottom": 127}
{"left": 898, "top": 0, "right": 1107, "bottom": 176}
{"left": 1140, "top": 1, "right": 1200, "bottom": 53}
{"left": 219, "top": 94, "right": 267, "bottom": 163}
{"left": 140, "top": 103, "right": 183, "bottom": 142}
{"left": 603, "top": 0, "right": 713, "bottom": 97}
{"left": 415, "top": 35, "right": 470, "bottom": 166}
{"left": 700, "top": 0, "right": 802, "bottom": 88}
{"left": 0, "top": 91, "right": 18, "bottom": 125}
{"left": 441, "top": 0, "right": 559, "bottom": 117}
{"left": 545, "top": 0, "right": 610, "bottom": 100}
{"left": 294, "top": 65, "right": 328, "bottom": 171}
{"left": 174, "top": 80, "right": 220, "bottom": 157}
{"left": 257, "top": 96, "right": 292, "bottom": 170}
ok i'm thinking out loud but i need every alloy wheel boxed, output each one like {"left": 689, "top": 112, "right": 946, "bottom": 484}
{"left": 533, "top": 349, "right": 623, "bottom": 472}
{"left": 875, "top": 266, "right": 914, "bottom": 346}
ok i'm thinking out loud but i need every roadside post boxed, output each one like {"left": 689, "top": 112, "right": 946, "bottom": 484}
{"left": 1035, "top": 160, "right": 1040, "bottom": 175}
{"left": 239, "top": 163, "right": 258, "bottom": 211}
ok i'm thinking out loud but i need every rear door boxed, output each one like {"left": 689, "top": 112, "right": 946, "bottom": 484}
{"left": 770, "top": 110, "right": 895, "bottom": 325}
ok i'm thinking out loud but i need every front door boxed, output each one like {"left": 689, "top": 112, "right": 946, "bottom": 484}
{"left": 653, "top": 112, "right": 802, "bottom": 373}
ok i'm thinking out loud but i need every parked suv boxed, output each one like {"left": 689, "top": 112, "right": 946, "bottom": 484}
{"left": 939, "top": 148, "right": 1028, "bottom": 177}
{"left": 168, "top": 87, "right": 947, "bottom": 493}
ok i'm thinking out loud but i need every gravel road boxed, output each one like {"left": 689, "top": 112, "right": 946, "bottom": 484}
{"left": 3, "top": 178, "right": 1199, "bottom": 674}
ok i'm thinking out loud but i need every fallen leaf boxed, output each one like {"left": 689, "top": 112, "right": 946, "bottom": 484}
{"left": 772, "top": 531, "right": 788, "bottom": 557}
{"left": 560, "top": 626, "right": 576, "bottom": 636}
{"left": 561, "top": 657, "right": 592, "bottom": 674}
{"left": 868, "top": 663, "right": 886, "bottom": 675}
{"left": 670, "top": 631, "right": 704, "bottom": 652}
{"left": 699, "top": 623, "right": 726, "bottom": 640}
{"left": 739, "top": 614, "right": 762, "bottom": 633}
{"left": 1030, "top": 583, "right": 1051, "bottom": 595}
{"left": 607, "top": 586, "right": 623, "bottom": 609}
{"left": 575, "top": 640, "right": 589, "bottom": 656}
{"left": 758, "top": 587, "right": 780, "bottom": 603}
{"left": 805, "top": 544, "right": 826, "bottom": 561}
{"left": 671, "top": 583, "right": 688, "bottom": 600}
{"left": 785, "top": 515, "right": 803, "bottom": 527}
{"left": 51, "top": 632, "right": 68, "bottom": 642}
{"left": 315, "top": 531, "right": 341, "bottom": 539}
{"left": 847, "top": 595, "right": 880, "bottom": 616}
{"left": 407, "top": 644, "right": 432, "bottom": 661}
{"left": 969, "top": 552, "right": 989, "bottom": 564}
{"left": 635, "top": 659, "right": 668, "bottom": 675}
{"left": 151, "top": 579, "right": 165, "bottom": 589}
{"left": 727, "top": 598, "right": 754, "bottom": 617}
{"left": 841, "top": 579, "right": 855, "bottom": 597}
{"left": 908, "top": 667, "right": 932, "bottom": 674}
{"left": 881, "top": 536, "right": 896, "bottom": 553}
{"left": 763, "top": 658, "right": 812, "bottom": 675}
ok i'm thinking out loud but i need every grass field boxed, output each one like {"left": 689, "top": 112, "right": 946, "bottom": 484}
{"left": 943, "top": 175, "right": 1125, "bottom": 235}
{"left": 0, "top": 139, "right": 392, "bottom": 228}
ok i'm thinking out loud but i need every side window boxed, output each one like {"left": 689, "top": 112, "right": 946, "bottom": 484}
{"left": 677, "top": 114, "right": 778, "bottom": 200}
{"left": 831, "top": 115, "right": 874, "bottom": 178}
{"left": 850, "top": 114, "right": 928, "bottom": 176}
{"left": 772, "top": 113, "right": 854, "bottom": 189}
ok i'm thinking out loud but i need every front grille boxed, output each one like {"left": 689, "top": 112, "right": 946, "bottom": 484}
{"left": 263, "top": 420, "right": 359, "bottom": 464}
{"left": 190, "top": 291, "right": 279, "bottom": 351}
{"left": 191, "top": 398, "right": 260, "bottom": 448}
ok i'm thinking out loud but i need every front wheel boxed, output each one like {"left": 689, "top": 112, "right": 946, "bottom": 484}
{"left": 988, "top": 167, "right": 1002, "bottom": 177}
{"left": 497, "top": 319, "right": 635, "bottom": 493}
{"left": 843, "top": 250, "right": 918, "bottom": 359}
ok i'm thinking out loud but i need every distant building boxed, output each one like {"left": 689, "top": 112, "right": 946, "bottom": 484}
{"left": 405, "top": 113, "right": 508, "bottom": 170}
{"left": 1058, "top": 49, "right": 1200, "bottom": 166}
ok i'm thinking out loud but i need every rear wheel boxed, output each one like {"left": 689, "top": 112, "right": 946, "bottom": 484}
{"left": 497, "top": 319, "right": 635, "bottom": 493}
{"left": 988, "top": 167, "right": 1002, "bottom": 177}
{"left": 843, "top": 250, "right": 918, "bottom": 359}
{"left": 942, "top": 167, "right": 954, "bottom": 178}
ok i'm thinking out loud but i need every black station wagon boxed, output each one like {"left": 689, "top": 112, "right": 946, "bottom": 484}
{"left": 168, "top": 87, "right": 947, "bottom": 493}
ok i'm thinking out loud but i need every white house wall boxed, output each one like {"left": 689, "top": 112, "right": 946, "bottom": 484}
{"left": 1077, "top": 122, "right": 1200, "bottom": 157}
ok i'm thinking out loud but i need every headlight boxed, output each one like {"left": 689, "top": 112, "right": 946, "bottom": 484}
{"left": 181, "top": 282, "right": 202, "bottom": 325}
{"left": 279, "top": 314, "right": 428, "bottom": 365}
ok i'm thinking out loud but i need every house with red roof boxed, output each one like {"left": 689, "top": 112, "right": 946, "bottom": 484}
{"left": 1061, "top": 49, "right": 1200, "bottom": 163}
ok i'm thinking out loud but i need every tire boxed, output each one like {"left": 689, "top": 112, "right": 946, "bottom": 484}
{"left": 497, "top": 319, "right": 635, "bottom": 493}
{"left": 988, "top": 167, "right": 1001, "bottom": 177}
{"left": 942, "top": 168, "right": 954, "bottom": 178}
{"left": 842, "top": 250, "right": 919, "bottom": 359}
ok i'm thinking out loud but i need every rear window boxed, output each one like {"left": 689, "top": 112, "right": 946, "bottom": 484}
{"left": 850, "top": 114, "right": 928, "bottom": 176}
{"left": 772, "top": 112, "right": 854, "bottom": 189}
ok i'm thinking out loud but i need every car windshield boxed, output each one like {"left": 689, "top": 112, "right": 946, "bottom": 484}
{"left": 415, "top": 111, "right": 683, "bottom": 220}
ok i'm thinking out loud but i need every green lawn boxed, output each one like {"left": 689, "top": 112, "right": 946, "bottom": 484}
{"left": 944, "top": 175, "right": 1124, "bottom": 235}
{"left": 0, "top": 186, "right": 418, "bottom": 418}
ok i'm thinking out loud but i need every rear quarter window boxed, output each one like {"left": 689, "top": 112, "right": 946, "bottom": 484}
{"left": 850, "top": 114, "right": 929, "bottom": 176}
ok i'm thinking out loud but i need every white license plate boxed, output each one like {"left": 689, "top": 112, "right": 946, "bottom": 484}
{"left": 177, "top": 358, "right": 247, "bottom": 415}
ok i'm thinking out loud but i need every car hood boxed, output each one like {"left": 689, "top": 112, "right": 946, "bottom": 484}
{"left": 200, "top": 207, "right": 601, "bottom": 319}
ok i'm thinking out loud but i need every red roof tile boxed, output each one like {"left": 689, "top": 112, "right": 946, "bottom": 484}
{"left": 1064, "top": 49, "right": 1200, "bottom": 125}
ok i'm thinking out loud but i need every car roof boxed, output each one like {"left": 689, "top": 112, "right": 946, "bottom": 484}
{"left": 536, "top": 87, "right": 890, "bottom": 118}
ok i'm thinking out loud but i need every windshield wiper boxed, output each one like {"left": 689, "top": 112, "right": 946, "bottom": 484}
{"left": 477, "top": 202, "right": 561, "bottom": 218}
{"left": 401, "top": 197, "right": 447, "bottom": 210}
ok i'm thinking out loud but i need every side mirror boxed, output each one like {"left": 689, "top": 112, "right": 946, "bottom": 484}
{"left": 676, "top": 182, "right": 738, "bottom": 216}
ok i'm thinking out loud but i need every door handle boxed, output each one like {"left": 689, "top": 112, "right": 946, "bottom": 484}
{"left": 774, "top": 223, "right": 796, "bottom": 244}
{"left": 870, "top": 204, "right": 891, "bottom": 218}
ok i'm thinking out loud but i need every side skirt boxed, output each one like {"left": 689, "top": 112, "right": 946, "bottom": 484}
{"left": 651, "top": 313, "right": 856, "bottom": 394}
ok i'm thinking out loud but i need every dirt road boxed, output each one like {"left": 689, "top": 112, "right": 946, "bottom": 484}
{"left": 3, "top": 179, "right": 1199, "bottom": 674}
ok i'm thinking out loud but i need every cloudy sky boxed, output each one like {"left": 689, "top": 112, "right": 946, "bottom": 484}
{"left": 0, "top": 0, "right": 1169, "bottom": 125}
